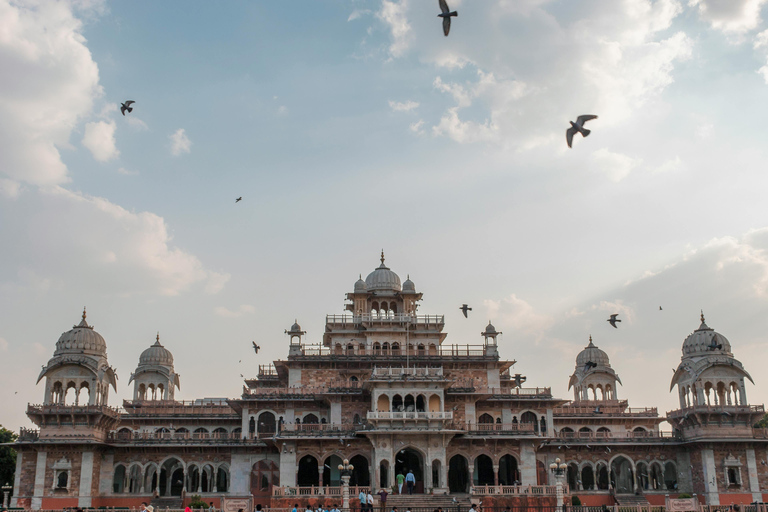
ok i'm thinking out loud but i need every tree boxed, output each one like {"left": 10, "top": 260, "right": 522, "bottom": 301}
{"left": 0, "top": 425, "right": 17, "bottom": 489}
{"left": 754, "top": 413, "right": 768, "bottom": 429}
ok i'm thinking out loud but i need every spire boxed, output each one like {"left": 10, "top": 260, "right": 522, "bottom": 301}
{"left": 698, "top": 310, "right": 710, "bottom": 330}
{"left": 380, "top": 249, "right": 385, "bottom": 266}
{"left": 75, "top": 307, "right": 92, "bottom": 329}
{"left": 154, "top": 332, "right": 161, "bottom": 346}
{"left": 587, "top": 335, "right": 595, "bottom": 347}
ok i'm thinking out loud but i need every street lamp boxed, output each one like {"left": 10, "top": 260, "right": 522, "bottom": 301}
{"left": 549, "top": 458, "right": 568, "bottom": 511}
{"left": 338, "top": 459, "right": 355, "bottom": 512}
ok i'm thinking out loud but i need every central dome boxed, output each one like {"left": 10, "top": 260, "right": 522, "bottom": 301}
{"left": 681, "top": 313, "right": 732, "bottom": 357}
{"left": 365, "top": 251, "right": 401, "bottom": 292}
{"left": 576, "top": 337, "right": 610, "bottom": 367}
{"left": 54, "top": 309, "right": 107, "bottom": 357}
{"left": 139, "top": 335, "right": 174, "bottom": 366}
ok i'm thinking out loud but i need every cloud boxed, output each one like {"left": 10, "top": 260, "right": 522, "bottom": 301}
{"left": 591, "top": 148, "right": 642, "bottom": 182}
{"left": 377, "top": 0, "right": 412, "bottom": 58}
{"left": 0, "top": 0, "right": 102, "bottom": 187}
{"left": 409, "top": 119, "right": 425, "bottom": 134}
{"left": 483, "top": 294, "right": 553, "bottom": 340}
{"left": 82, "top": 120, "right": 119, "bottom": 161}
{"left": 0, "top": 178, "right": 21, "bottom": 198}
{"left": 125, "top": 115, "right": 148, "bottom": 131}
{"left": 348, "top": 9, "right": 372, "bottom": 22}
{"left": 389, "top": 100, "right": 419, "bottom": 112}
{"left": 214, "top": 304, "right": 256, "bottom": 318}
{"left": 117, "top": 167, "right": 138, "bottom": 176}
{"left": 689, "top": 0, "right": 767, "bottom": 35}
{"left": 169, "top": 128, "right": 191, "bottom": 156}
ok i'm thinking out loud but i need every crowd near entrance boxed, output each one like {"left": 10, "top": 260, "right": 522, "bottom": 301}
{"left": 395, "top": 448, "right": 423, "bottom": 493}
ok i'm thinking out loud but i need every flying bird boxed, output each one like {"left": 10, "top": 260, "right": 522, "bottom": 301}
{"left": 512, "top": 374, "right": 527, "bottom": 387}
{"left": 438, "top": 0, "right": 458, "bottom": 36}
{"left": 594, "top": 406, "right": 603, "bottom": 414}
{"left": 252, "top": 341, "right": 260, "bottom": 354}
{"left": 459, "top": 304, "right": 472, "bottom": 318}
{"left": 607, "top": 314, "right": 621, "bottom": 328}
{"left": 566, "top": 115, "right": 598, "bottom": 148}
{"left": 240, "top": 374, "right": 244, "bottom": 378}
{"left": 120, "top": 101, "right": 135, "bottom": 116}
{"left": 235, "top": 197, "right": 242, "bottom": 203}
{"left": 659, "top": 306, "right": 663, "bottom": 310}
{"left": 584, "top": 361, "right": 597, "bottom": 371}
{"left": 708, "top": 334, "right": 722, "bottom": 351}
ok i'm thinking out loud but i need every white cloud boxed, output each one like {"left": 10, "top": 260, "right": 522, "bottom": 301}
{"left": 689, "top": 0, "right": 767, "bottom": 35}
{"left": 388, "top": 100, "right": 419, "bottom": 112}
{"left": 653, "top": 156, "right": 684, "bottom": 173}
{"left": 169, "top": 128, "right": 192, "bottom": 156}
{"left": 409, "top": 119, "right": 425, "bottom": 134}
{"left": 377, "top": 0, "right": 412, "bottom": 58}
{"left": 0, "top": 178, "right": 21, "bottom": 198}
{"left": 0, "top": 0, "right": 102, "bottom": 186}
{"left": 591, "top": 148, "right": 642, "bottom": 182}
{"left": 125, "top": 115, "right": 148, "bottom": 131}
{"left": 348, "top": 9, "right": 372, "bottom": 22}
{"left": 117, "top": 167, "right": 138, "bottom": 176}
{"left": 82, "top": 120, "right": 119, "bottom": 161}
{"left": 214, "top": 304, "right": 256, "bottom": 318}
{"left": 483, "top": 294, "right": 553, "bottom": 340}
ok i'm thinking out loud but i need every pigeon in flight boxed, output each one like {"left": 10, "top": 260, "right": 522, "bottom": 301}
{"left": 252, "top": 341, "right": 260, "bottom": 354}
{"left": 235, "top": 197, "right": 242, "bottom": 203}
{"left": 707, "top": 334, "right": 722, "bottom": 351}
{"left": 584, "top": 361, "right": 597, "bottom": 371}
{"left": 512, "top": 374, "right": 527, "bottom": 387}
{"left": 438, "top": 0, "right": 458, "bottom": 36}
{"left": 594, "top": 406, "right": 603, "bottom": 414}
{"left": 607, "top": 314, "right": 621, "bottom": 328}
{"left": 659, "top": 306, "right": 663, "bottom": 310}
{"left": 120, "top": 101, "right": 135, "bottom": 116}
{"left": 459, "top": 304, "right": 472, "bottom": 318}
{"left": 566, "top": 115, "right": 597, "bottom": 148}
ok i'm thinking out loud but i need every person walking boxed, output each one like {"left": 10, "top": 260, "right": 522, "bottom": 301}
{"left": 359, "top": 489, "right": 367, "bottom": 512}
{"left": 396, "top": 471, "right": 405, "bottom": 494}
{"left": 405, "top": 470, "right": 415, "bottom": 495}
{"left": 366, "top": 490, "right": 375, "bottom": 512}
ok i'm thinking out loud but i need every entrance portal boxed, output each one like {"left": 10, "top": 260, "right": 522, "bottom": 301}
{"left": 448, "top": 455, "right": 469, "bottom": 493}
{"left": 394, "top": 448, "right": 423, "bottom": 494}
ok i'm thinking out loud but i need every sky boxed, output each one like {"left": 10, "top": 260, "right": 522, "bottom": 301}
{"left": 2, "top": 0, "right": 768, "bottom": 431}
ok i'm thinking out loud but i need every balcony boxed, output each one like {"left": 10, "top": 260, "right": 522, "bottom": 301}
{"left": 370, "top": 366, "right": 444, "bottom": 380}
{"left": 325, "top": 313, "right": 445, "bottom": 328}
{"left": 278, "top": 423, "right": 364, "bottom": 436}
{"left": 291, "top": 344, "right": 494, "bottom": 360}
{"left": 461, "top": 422, "right": 538, "bottom": 436}
{"left": 446, "top": 385, "right": 553, "bottom": 398}
{"left": 554, "top": 404, "right": 658, "bottom": 417}
{"left": 242, "top": 383, "right": 363, "bottom": 399}
{"left": 366, "top": 411, "right": 453, "bottom": 430}
{"left": 27, "top": 403, "right": 121, "bottom": 418}
{"left": 556, "top": 430, "right": 680, "bottom": 443}
{"left": 122, "top": 400, "right": 236, "bottom": 418}
{"left": 107, "top": 431, "right": 261, "bottom": 445}
{"left": 471, "top": 484, "right": 566, "bottom": 497}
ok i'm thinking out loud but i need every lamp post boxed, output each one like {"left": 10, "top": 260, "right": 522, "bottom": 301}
{"left": 338, "top": 459, "right": 355, "bottom": 512}
{"left": 2, "top": 484, "right": 12, "bottom": 509}
{"left": 549, "top": 457, "right": 568, "bottom": 511}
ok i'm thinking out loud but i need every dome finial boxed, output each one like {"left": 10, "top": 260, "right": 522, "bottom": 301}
{"left": 82, "top": 307, "right": 87, "bottom": 322}
{"left": 381, "top": 249, "right": 385, "bottom": 265}
{"left": 156, "top": 332, "right": 160, "bottom": 344}
{"left": 701, "top": 310, "right": 705, "bottom": 324}
{"left": 75, "top": 307, "right": 91, "bottom": 328}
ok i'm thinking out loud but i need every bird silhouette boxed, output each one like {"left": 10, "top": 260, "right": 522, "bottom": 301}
{"left": 252, "top": 341, "right": 260, "bottom": 353}
{"left": 584, "top": 361, "right": 597, "bottom": 371}
{"left": 459, "top": 304, "right": 472, "bottom": 318}
{"left": 659, "top": 306, "right": 663, "bottom": 310}
{"left": 438, "top": 0, "right": 458, "bottom": 36}
{"left": 708, "top": 334, "right": 722, "bottom": 351}
{"left": 235, "top": 197, "right": 242, "bottom": 203}
{"left": 512, "top": 374, "right": 527, "bottom": 387}
{"left": 607, "top": 314, "right": 621, "bottom": 328}
{"left": 120, "top": 101, "right": 135, "bottom": 116}
{"left": 594, "top": 406, "right": 603, "bottom": 414}
{"left": 240, "top": 374, "right": 244, "bottom": 377}
{"left": 566, "top": 115, "right": 597, "bottom": 148}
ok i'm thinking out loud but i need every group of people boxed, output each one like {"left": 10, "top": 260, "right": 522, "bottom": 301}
{"left": 395, "top": 470, "right": 417, "bottom": 495}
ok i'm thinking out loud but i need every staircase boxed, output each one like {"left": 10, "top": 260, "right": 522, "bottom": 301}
{"left": 614, "top": 495, "right": 650, "bottom": 507}
{"left": 151, "top": 497, "right": 183, "bottom": 510}
{"left": 384, "top": 493, "right": 472, "bottom": 510}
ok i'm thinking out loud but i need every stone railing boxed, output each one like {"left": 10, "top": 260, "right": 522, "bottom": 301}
{"left": 122, "top": 400, "right": 234, "bottom": 416}
{"left": 371, "top": 366, "right": 444, "bottom": 379}
{"left": 27, "top": 403, "right": 121, "bottom": 417}
{"left": 326, "top": 313, "right": 444, "bottom": 326}
{"left": 279, "top": 423, "right": 364, "bottom": 434}
{"left": 367, "top": 411, "right": 453, "bottom": 421}
{"left": 272, "top": 485, "right": 369, "bottom": 497}
{"left": 470, "top": 484, "right": 566, "bottom": 496}
{"left": 461, "top": 422, "right": 537, "bottom": 434}
{"left": 446, "top": 385, "right": 552, "bottom": 397}
{"left": 666, "top": 404, "right": 764, "bottom": 416}
{"left": 556, "top": 430, "right": 679, "bottom": 442}
{"left": 554, "top": 405, "right": 657, "bottom": 416}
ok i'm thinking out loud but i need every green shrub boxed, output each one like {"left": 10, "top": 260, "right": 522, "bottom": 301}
{"left": 677, "top": 494, "right": 693, "bottom": 499}
{"left": 188, "top": 495, "right": 209, "bottom": 509}
{"left": 572, "top": 496, "right": 582, "bottom": 506}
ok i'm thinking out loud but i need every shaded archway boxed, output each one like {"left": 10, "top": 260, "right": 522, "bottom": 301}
{"left": 498, "top": 455, "right": 519, "bottom": 485}
{"left": 448, "top": 455, "right": 469, "bottom": 493}
{"left": 582, "top": 465, "right": 595, "bottom": 490}
{"left": 297, "top": 455, "right": 319, "bottom": 486}
{"left": 611, "top": 456, "right": 634, "bottom": 493}
{"left": 323, "top": 455, "right": 343, "bottom": 487}
{"left": 380, "top": 460, "right": 390, "bottom": 489}
{"left": 597, "top": 464, "right": 609, "bottom": 490}
{"left": 395, "top": 448, "right": 423, "bottom": 493}
{"left": 664, "top": 462, "right": 677, "bottom": 490}
{"left": 474, "top": 454, "right": 494, "bottom": 485}
{"left": 350, "top": 454, "right": 370, "bottom": 486}
{"left": 251, "top": 460, "right": 279, "bottom": 498}
{"left": 567, "top": 463, "right": 578, "bottom": 490}
{"left": 258, "top": 412, "right": 276, "bottom": 434}
{"left": 159, "top": 458, "right": 184, "bottom": 496}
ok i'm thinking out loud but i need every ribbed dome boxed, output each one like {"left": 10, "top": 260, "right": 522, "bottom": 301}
{"left": 290, "top": 320, "right": 302, "bottom": 332}
{"left": 484, "top": 321, "right": 497, "bottom": 334}
{"left": 354, "top": 275, "right": 367, "bottom": 292}
{"left": 139, "top": 335, "right": 174, "bottom": 366}
{"left": 402, "top": 275, "right": 415, "bottom": 292}
{"left": 365, "top": 251, "right": 401, "bottom": 292}
{"left": 576, "top": 337, "right": 610, "bottom": 367}
{"left": 53, "top": 309, "right": 107, "bottom": 357}
{"left": 681, "top": 313, "right": 732, "bottom": 357}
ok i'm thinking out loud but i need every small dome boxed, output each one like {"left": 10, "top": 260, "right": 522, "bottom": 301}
{"left": 402, "top": 275, "right": 415, "bottom": 292}
{"left": 354, "top": 275, "right": 367, "bottom": 292}
{"left": 139, "top": 335, "right": 174, "bottom": 366}
{"left": 365, "top": 251, "right": 401, "bottom": 292}
{"left": 53, "top": 309, "right": 107, "bottom": 357}
{"left": 575, "top": 336, "right": 611, "bottom": 367}
{"left": 484, "top": 321, "right": 496, "bottom": 334}
{"left": 290, "top": 320, "right": 302, "bottom": 332}
{"left": 681, "top": 312, "right": 732, "bottom": 357}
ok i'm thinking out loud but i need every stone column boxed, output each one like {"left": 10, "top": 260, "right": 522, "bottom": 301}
{"left": 746, "top": 448, "right": 762, "bottom": 502}
{"left": 78, "top": 451, "right": 95, "bottom": 508}
{"left": 493, "top": 465, "right": 499, "bottom": 486}
{"left": 318, "top": 466, "right": 324, "bottom": 488}
{"left": 519, "top": 441, "right": 537, "bottom": 486}
{"left": 546, "top": 409, "right": 555, "bottom": 437}
{"left": 701, "top": 448, "right": 720, "bottom": 506}
{"left": 31, "top": 451, "right": 47, "bottom": 511}
{"left": 241, "top": 408, "right": 250, "bottom": 439}
{"left": 468, "top": 464, "right": 475, "bottom": 488}
{"left": 10, "top": 451, "right": 22, "bottom": 508}
{"left": 280, "top": 446, "right": 297, "bottom": 487}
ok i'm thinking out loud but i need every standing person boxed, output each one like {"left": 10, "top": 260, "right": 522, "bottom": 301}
{"left": 359, "top": 489, "right": 367, "bottom": 512}
{"left": 396, "top": 472, "right": 405, "bottom": 494}
{"left": 378, "top": 488, "right": 388, "bottom": 511}
{"left": 209, "top": 503, "right": 216, "bottom": 512}
{"left": 405, "top": 470, "right": 415, "bottom": 495}
{"left": 140, "top": 503, "right": 148, "bottom": 512}
{"left": 366, "top": 490, "right": 375, "bottom": 512}
{"left": 184, "top": 506, "right": 192, "bottom": 512}
{"left": 292, "top": 504, "right": 299, "bottom": 512}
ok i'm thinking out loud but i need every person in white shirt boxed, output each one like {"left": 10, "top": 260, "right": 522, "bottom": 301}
{"left": 366, "top": 491, "right": 375, "bottom": 511}
{"left": 359, "top": 490, "right": 367, "bottom": 511}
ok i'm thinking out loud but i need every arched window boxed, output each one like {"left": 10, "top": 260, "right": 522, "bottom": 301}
{"left": 521, "top": 411, "right": 538, "bottom": 433}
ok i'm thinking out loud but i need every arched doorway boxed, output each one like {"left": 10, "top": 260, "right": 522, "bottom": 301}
{"left": 258, "top": 412, "right": 276, "bottom": 435}
{"left": 159, "top": 458, "right": 184, "bottom": 496}
{"left": 350, "top": 455, "right": 370, "bottom": 486}
{"left": 582, "top": 465, "right": 595, "bottom": 490}
{"left": 395, "top": 448, "right": 423, "bottom": 493}
{"left": 611, "top": 456, "right": 634, "bottom": 493}
{"left": 297, "top": 455, "right": 319, "bottom": 486}
{"left": 448, "top": 455, "right": 469, "bottom": 493}
{"left": 597, "top": 464, "right": 609, "bottom": 490}
{"left": 498, "top": 455, "right": 519, "bottom": 485}
{"left": 323, "top": 455, "right": 343, "bottom": 487}
{"left": 380, "top": 460, "right": 390, "bottom": 489}
{"left": 474, "top": 455, "right": 494, "bottom": 485}
{"left": 251, "top": 460, "right": 279, "bottom": 498}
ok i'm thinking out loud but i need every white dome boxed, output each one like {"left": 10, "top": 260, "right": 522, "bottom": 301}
{"left": 139, "top": 335, "right": 174, "bottom": 366}
{"left": 402, "top": 275, "right": 415, "bottom": 292}
{"left": 354, "top": 275, "right": 367, "bottom": 292}
{"left": 681, "top": 313, "right": 732, "bottom": 357}
{"left": 365, "top": 252, "right": 401, "bottom": 292}
{"left": 54, "top": 309, "right": 107, "bottom": 357}
{"left": 576, "top": 337, "right": 611, "bottom": 367}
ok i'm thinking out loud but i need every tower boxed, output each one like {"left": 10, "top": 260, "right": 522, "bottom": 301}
{"left": 481, "top": 321, "right": 501, "bottom": 356}
{"left": 129, "top": 334, "right": 180, "bottom": 401}
{"left": 568, "top": 336, "right": 621, "bottom": 401}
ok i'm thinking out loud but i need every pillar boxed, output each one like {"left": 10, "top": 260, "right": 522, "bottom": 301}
{"left": 519, "top": 441, "right": 537, "bottom": 486}
{"left": 746, "top": 449, "right": 762, "bottom": 502}
{"left": 10, "top": 450, "right": 22, "bottom": 508}
{"left": 318, "top": 466, "right": 324, "bottom": 487}
{"left": 30, "top": 451, "right": 47, "bottom": 510}
{"left": 79, "top": 451, "right": 94, "bottom": 508}
{"left": 493, "top": 465, "right": 499, "bottom": 486}
{"left": 280, "top": 445, "right": 297, "bottom": 487}
{"left": 701, "top": 448, "right": 720, "bottom": 506}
